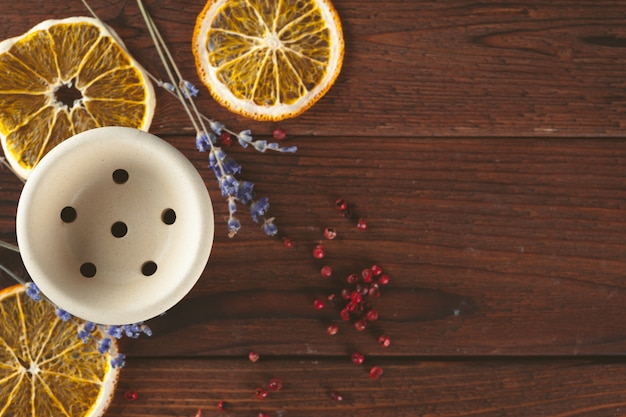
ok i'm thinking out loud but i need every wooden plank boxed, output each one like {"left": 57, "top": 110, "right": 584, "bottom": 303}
{"left": 105, "top": 357, "right": 626, "bottom": 417}
{"left": 0, "top": 1, "right": 623, "bottom": 137}
{"left": 4, "top": 137, "right": 625, "bottom": 356}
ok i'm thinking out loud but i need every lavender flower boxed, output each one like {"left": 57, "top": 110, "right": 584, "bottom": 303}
{"left": 160, "top": 81, "right": 176, "bottom": 93}
{"left": 263, "top": 218, "right": 278, "bottom": 236}
{"left": 237, "top": 181, "right": 255, "bottom": 204}
{"left": 237, "top": 129, "right": 253, "bottom": 148}
{"left": 218, "top": 175, "right": 239, "bottom": 197}
{"left": 210, "top": 120, "right": 225, "bottom": 135}
{"left": 129, "top": 0, "right": 298, "bottom": 238}
{"left": 106, "top": 325, "right": 124, "bottom": 339}
{"left": 25, "top": 282, "right": 41, "bottom": 301}
{"left": 237, "top": 130, "right": 297, "bottom": 153}
{"left": 228, "top": 217, "right": 241, "bottom": 238}
{"left": 55, "top": 308, "right": 72, "bottom": 322}
{"left": 196, "top": 131, "right": 213, "bottom": 152}
{"left": 141, "top": 324, "right": 153, "bottom": 336}
{"left": 250, "top": 197, "right": 270, "bottom": 223}
{"left": 110, "top": 353, "right": 126, "bottom": 369}
{"left": 14, "top": 278, "right": 151, "bottom": 369}
{"left": 78, "top": 328, "right": 91, "bottom": 344}
{"left": 181, "top": 80, "right": 199, "bottom": 98}
{"left": 98, "top": 337, "right": 112, "bottom": 354}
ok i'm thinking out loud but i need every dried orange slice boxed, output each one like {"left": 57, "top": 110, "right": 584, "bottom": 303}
{"left": 0, "top": 284, "right": 118, "bottom": 417}
{"left": 0, "top": 17, "right": 155, "bottom": 179}
{"left": 192, "top": 0, "right": 344, "bottom": 121}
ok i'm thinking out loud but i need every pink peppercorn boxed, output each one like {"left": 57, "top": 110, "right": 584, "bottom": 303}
{"left": 312, "top": 244, "right": 325, "bottom": 259}
{"left": 282, "top": 236, "right": 294, "bottom": 248}
{"left": 320, "top": 265, "right": 333, "bottom": 277}
{"left": 378, "top": 334, "right": 391, "bottom": 347}
{"left": 255, "top": 387, "right": 268, "bottom": 399}
{"left": 366, "top": 309, "right": 379, "bottom": 321}
{"left": 272, "top": 127, "right": 287, "bottom": 141}
{"left": 370, "top": 366, "right": 384, "bottom": 380}
{"left": 354, "top": 319, "right": 367, "bottom": 331}
{"left": 268, "top": 377, "right": 282, "bottom": 391}
{"left": 351, "top": 352, "right": 365, "bottom": 365}
{"left": 124, "top": 391, "right": 137, "bottom": 401}
{"left": 330, "top": 391, "right": 344, "bottom": 402}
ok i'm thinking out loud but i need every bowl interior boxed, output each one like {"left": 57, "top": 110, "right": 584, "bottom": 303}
{"left": 16, "top": 126, "right": 214, "bottom": 324}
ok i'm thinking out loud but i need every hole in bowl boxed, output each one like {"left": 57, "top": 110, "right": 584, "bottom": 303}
{"left": 112, "top": 169, "right": 129, "bottom": 184}
{"left": 111, "top": 221, "right": 128, "bottom": 238}
{"left": 161, "top": 208, "right": 176, "bottom": 225}
{"left": 141, "top": 261, "right": 158, "bottom": 276}
{"left": 60, "top": 206, "right": 77, "bottom": 223}
{"left": 80, "top": 262, "right": 97, "bottom": 278}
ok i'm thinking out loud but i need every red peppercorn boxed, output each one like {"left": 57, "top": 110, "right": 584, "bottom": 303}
{"left": 369, "top": 366, "right": 384, "bottom": 380}
{"left": 249, "top": 351, "right": 260, "bottom": 362}
{"left": 346, "top": 273, "right": 359, "bottom": 285}
{"left": 314, "top": 299, "right": 325, "bottom": 310}
{"left": 219, "top": 132, "right": 232, "bottom": 146}
{"left": 335, "top": 198, "right": 348, "bottom": 211}
{"left": 124, "top": 391, "right": 137, "bottom": 401}
{"left": 357, "top": 218, "right": 367, "bottom": 230}
{"left": 272, "top": 127, "right": 287, "bottom": 141}
{"left": 324, "top": 227, "right": 337, "bottom": 240}
{"left": 312, "top": 244, "right": 325, "bottom": 259}
{"left": 340, "top": 288, "right": 351, "bottom": 300}
{"left": 356, "top": 283, "right": 368, "bottom": 295}
{"left": 368, "top": 286, "right": 381, "bottom": 298}
{"left": 361, "top": 268, "right": 373, "bottom": 283}
{"left": 268, "top": 377, "right": 283, "bottom": 391}
{"left": 378, "top": 274, "right": 390, "bottom": 285}
{"left": 340, "top": 308, "right": 351, "bottom": 321}
{"left": 255, "top": 387, "right": 268, "bottom": 399}
{"left": 282, "top": 236, "right": 294, "bottom": 248}
{"left": 371, "top": 264, "right": 383, "bottom": 276}
{"left": 378, "top": 334, "right": 391, "bottom": 347}
{"left": 320, "top": 265, "right": 333, "bottom": 277}
{"left": 330, "top": 391, "right": 344, "bottom": 402}
{"left": 351, "top": 352, "right": 365, "bottom": 365}
{"left": 366, "top": 309, "right": 379, "bottom": 321}
{"left": 350, "top": 291, "right": 362, "bottom": 304}
{"left": 218, "top": 401, "right": 226, "bottom": 411}
{"left": 354, "top": 319, "right": 367, "bottom": 331}
{"left": 326, "top": 323, "right": 339, "bottom": 335}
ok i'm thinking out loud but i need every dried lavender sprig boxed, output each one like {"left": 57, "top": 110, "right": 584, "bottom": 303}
{"left": 133, "top": 0, "right": 285, "bottom": 237}
{"left": 0, "top": 262, "right": 26, "bottom": 285}
{"left": 0, "top": 260, "right": 150, "bottom": 369}
{"left": 0, "top": 239, "right": 19, "bottom": 253}
{"left": 81, "top": 0, "right": 287, "bottom": 237}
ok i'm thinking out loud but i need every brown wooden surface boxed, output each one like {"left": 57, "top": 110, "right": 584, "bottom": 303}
{"left": 1, "top": 1, "right": 626, "bottom": 416}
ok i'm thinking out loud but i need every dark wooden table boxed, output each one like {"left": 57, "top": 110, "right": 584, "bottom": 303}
{"left": 2, "top": 1, "right": 626, "bottom": 416}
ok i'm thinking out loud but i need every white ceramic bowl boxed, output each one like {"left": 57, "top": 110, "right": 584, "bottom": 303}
{"left": 16, "top": 126, "right": 214, "bottom": 325}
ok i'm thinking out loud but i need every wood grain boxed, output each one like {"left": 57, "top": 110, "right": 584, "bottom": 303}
{"left": 108, "top": 358, "right": 626, "bottom": 417}
{"left": 0, "top": 1, "right": 623, "bottom": 138}
{"left": 0, "top": 1, "right": 625, "bottom": 416}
